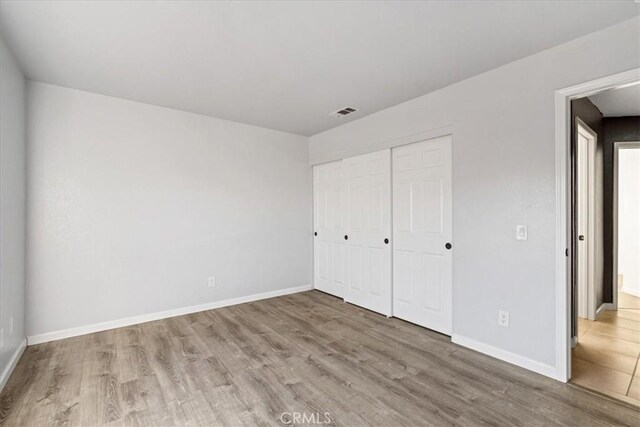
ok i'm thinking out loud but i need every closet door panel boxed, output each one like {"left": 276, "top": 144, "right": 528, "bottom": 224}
{"left": 313, "top": 160, "right": 347, "bottom": 298}
{"left": 313, "top": 163, "right": 333, "bottom": 294}
{"left": 344, "top": 149, "right": 392, "bottom": 316}
{"left": 392, "top": 136, "right": 452, "bottom": 335}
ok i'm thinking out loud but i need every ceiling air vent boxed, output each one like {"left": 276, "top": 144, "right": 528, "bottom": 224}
{"left": 329, "top": 106, "right": 357, "bottom": 118}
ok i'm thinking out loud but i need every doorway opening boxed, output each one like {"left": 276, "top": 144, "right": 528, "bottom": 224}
{"left": 563, "top": 80, "right": 640, "bottom": 405}
{"left": 613, "top": 142, "right": 640, "bottom": 312}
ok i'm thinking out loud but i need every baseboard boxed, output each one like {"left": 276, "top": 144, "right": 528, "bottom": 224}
{"left": 28, "top": 284, "right": 313, "bottom": 345}
{"left": 0, "top": 338, "right": 27, "bottom": 392}
{"left": 451, "top": 334, "right": 557, "bottom": 380}
{"left": 621, "top": 286, "right": 640, "bottom": 298}
{"left": 596, "top": 303, "right": 615, "bottom": 318}
{"left": 571, "top": 335, "right": 578, "bottom": 348}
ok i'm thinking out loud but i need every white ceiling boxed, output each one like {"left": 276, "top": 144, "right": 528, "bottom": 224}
{"left": 1, "top": 1, "right": 638, "bottom": 136}
{"left": 589, "top": 84, "right": 640, "bottom": 117}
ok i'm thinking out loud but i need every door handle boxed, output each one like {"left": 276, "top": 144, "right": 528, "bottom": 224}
{"left": 578, "top": 235, "right": 584, "bottom": 241}
{"left": 384, "top": 238, "right": 389, "bottom": 244}
{"left": 344, "top": 235, "right": 348, "bottom": 240}
{"left": 314, "top": 232, "right": 317, "bottom": 236}
{"left": 445, "top": 242, "right": 452, "bottom": 250}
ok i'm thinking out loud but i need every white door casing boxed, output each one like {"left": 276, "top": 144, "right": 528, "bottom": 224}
{"left": 344, "top": 149, "right": 392, "bottom": 316}
{"left": 392, "top": 135, "right": 453, "bottom": 335}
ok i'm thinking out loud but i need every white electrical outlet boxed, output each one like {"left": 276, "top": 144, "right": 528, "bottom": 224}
{"left": 516, "top": 225, "right": 528, "bottom": 241}
{"left": 208, "top": 276, "right": 216, "bottom": 288}
{"left": 9, "top": 316, "right": 13, "bottom": 334}
{"left": 498, "top": 310, "right": 510, "bottom": 327}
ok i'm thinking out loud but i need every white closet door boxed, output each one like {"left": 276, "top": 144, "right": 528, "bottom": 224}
{"left": 392, "top": 136, "right": 452, "bottom": 334}
{"left": 313, "top": 161, "right": 347, "bottom": 297}
{"left": 344, "top": 149, "right": 392, "bottom": 316}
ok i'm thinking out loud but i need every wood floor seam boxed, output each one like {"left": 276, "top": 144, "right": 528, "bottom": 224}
{"left": 2, "top": 291, "right": 639, "bottom": 426}
{"left": 626, "top": 353, "right": 640, "bottom": 396}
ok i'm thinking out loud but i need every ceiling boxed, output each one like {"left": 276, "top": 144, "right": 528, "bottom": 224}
{"left": 1, "top": 1, "right": 638, "bottom": 136}
{"left": 589, "top": 84, "right": 640, "bottom": 117}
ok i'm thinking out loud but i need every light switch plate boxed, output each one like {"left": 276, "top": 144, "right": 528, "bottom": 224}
{"left": 516, "top": 225, "right": 528, "bottom": 241}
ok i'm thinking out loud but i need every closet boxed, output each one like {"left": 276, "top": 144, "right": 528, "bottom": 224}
{"left": 312, "top": 135, "right": 452, "bottom": 334}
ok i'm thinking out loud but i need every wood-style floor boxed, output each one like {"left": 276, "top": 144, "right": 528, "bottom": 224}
{"left": 1, "top": 291, "right": 639, "bottom": 426}
{"left": 572, "top": 290, "right": 640, "bottom": 405}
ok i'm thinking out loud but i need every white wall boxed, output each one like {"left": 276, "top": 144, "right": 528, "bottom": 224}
{"left": 0, "top": 37, "right": 27, "bottom": 390}
{"left": 26, "top": 82, "right": 311, "bottom": 339}
{"left": 310, "top": 18, "right": 640, "bottom": 372}
{"left": 618, "top": 148, "right": 640, "bottom": 297}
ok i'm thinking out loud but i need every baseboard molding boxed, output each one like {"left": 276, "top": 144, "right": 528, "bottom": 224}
{"left": 0, "top": 338, "right": 27, "bottom": 392}
{"left": 451, "top": 334, "right": 557, "bottom": 380}
{"left": 621, "top": 286, "right": 640, "bottom": 298}
{"left": 596, "top": 303, "right": 615, "bottom": 318}
{"left": 28, "top": 284, "right": 313, "bottom": 345}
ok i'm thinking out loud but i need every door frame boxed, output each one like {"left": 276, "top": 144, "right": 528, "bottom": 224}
{"left": 613, "top": 141, "right": 640, "bottom": 309}
{"left": 574, "top": 118, "right": 597, "bottom": 321}
{"left": 554, "top": 68, "right": 640, "bottom": 382}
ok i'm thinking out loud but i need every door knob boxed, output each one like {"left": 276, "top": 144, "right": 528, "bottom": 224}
{"left": 578, "top": 235, "right": 584, "bottom": 241}
{"left": 344, "top": 235, "right": 349, "bottom": 240}
{"left": 445, "top": 242, "right": 452, "bottom": 250}
{"left": 314, "top": 232, "right": 317, "bottom": 236}
{"left": 384, "top": 238, "right": 389, "bottom": 244}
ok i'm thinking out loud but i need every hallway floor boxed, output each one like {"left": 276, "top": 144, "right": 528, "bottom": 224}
{"left": 572, "top": 291, "right": 640, "bottom": 406}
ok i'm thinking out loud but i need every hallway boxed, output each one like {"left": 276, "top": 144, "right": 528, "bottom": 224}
{"left": 572, "top": 291, "right": 640, "bottom": 406}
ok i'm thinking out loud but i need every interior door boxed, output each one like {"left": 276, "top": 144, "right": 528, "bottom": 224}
{"left": 392, "top": 136, "right": 452, "bottom": 334}
{"left": 576, "top": 123, "right": 596, "bottom": 320}
{"left": 344, "top": 149, "right": 392, "bottom": 316}
{"left": 313, "top": 161, "right": 347, "bottom": 297}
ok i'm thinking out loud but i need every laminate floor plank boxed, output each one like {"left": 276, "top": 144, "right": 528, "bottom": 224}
{"left": 2, "top": 291, "right": 640, "bottom": 426}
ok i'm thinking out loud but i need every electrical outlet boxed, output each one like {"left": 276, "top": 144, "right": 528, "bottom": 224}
{"left": 498, "top": 310, "right": 510, "bottom": 327}
{"left": 9, "top": 316, "right": 13, "bottom": 334}
{"left": 208, "top": 276, "right": 216, "bottom": 288}
{"left": 516, "top": 225, "right": 528, "bottom": 241}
